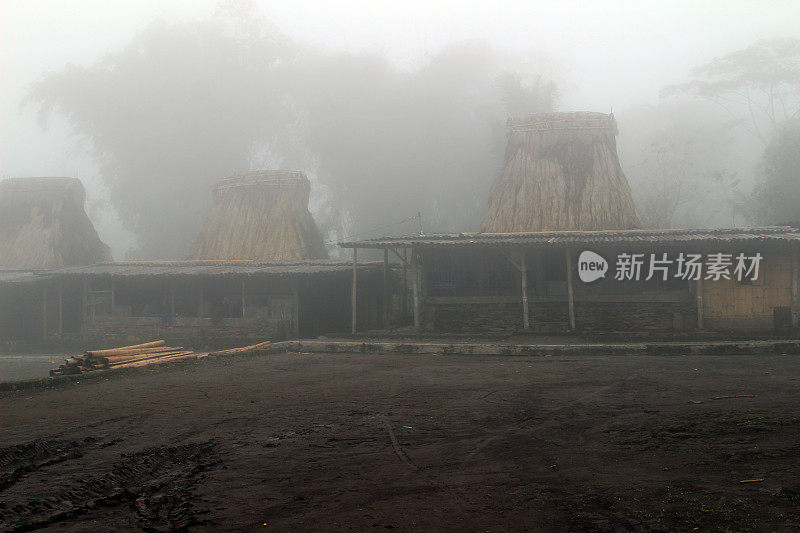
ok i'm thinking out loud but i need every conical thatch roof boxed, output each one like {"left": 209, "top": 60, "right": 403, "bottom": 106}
{"left": 481, "top": 112, "right": 640, "bottom": 232}
{"left": 0, "top": 177, "right": 112, "bottom": 268}
{"left": 189, "top": 171, "right": 328, "bottom": 261}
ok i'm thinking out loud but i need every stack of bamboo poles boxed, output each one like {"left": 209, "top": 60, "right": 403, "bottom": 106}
{"left": 49, "top": 339, "right": 271, "bottom": 376}
{"left": 50, "top": 341, "right": 194, "bottom": 375}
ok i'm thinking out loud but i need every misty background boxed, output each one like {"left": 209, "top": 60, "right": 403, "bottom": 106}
{"left": 2, "top": 0, "right": 799, "bottom": 259}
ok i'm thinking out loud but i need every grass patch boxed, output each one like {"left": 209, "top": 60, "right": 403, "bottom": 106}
{"left": 622, "top": 485, "right": 775, "bottom": 532}
{"left": 616, "top": 410, "right": 800, "bottom": 450}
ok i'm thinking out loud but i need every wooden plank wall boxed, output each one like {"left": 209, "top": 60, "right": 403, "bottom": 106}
{"left": 703, "top": 250, "right": 792, "bottom": 319}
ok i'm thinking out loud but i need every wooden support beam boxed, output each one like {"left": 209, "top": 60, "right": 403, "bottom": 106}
{"left": 42, "top": 285, "right": 47, "bottom": 339}
{"left": 383, "top": 248, "right": 389, "bottom": 328}
{"left": 412, "top": 248, "right": 420, "bottom": 329}
{"left": 499, "top": 247, "right": 529, "bottom": 331}
{"left": 566, "top": 249, "right": 576, "bottom": 331}
{"left": 82, "top": 278, "right": 88, "bottom": 331}
{"left": 792, "top": 248, "right": 798, "bottom": 327}
{"left": 389, "top": 247, "right": 410, "bottom": 267}
{"left": 58, "top": 282, "right": 63, "bottom": 335}
{"left": 351, "top": 247, "right": 358, "bottom": 334}
{"left": 292, "top": 280, "right": 300, "bottom": 339}
{"left": 499, "top": 248, "right": 524, "bottom": 272}
{"left": 169, "top": 283, "right": 175, "bottom": 319}
{"left": 89, "top": 277, "right": 96, "bottom": 328}
{"left": 241, "top": 279, "right": 246, "bottom": 319}
{"left": 401, "top": 248, "right": 408, "bottom": 319}
{"left": 696, "top": 278, "right": 704, "bottom": 330}
{"left": 521, "top": 250, "right": 529, "bottom": 330}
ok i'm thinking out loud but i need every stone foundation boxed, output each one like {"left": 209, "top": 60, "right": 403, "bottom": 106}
{"left": 424, "top": 301, "right": 697, "bottom": 333}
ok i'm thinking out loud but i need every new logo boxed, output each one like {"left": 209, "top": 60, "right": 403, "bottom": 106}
{"left": 578, "top": 250, "right": 608, "bottom": 283}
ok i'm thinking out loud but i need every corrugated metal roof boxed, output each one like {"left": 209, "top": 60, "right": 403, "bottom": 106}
{"left": 0, "top": 270, "right": 44, "bottom": 284}
{"left": 31, "top": 260, "right": 382, "bottom": 278}
{"left": 340, "top": 227, "right": 800, "bottom": 248}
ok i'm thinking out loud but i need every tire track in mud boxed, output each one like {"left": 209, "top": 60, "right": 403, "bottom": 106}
{"left": 0, "top": 441, "right": 217, "bottom": 532}
{"left": 0, "top": 439, "right": 85, "bottom": 493}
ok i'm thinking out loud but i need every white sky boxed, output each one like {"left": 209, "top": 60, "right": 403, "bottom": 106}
{"left": 1, "top": 0, "right": 799, "bottom": 255}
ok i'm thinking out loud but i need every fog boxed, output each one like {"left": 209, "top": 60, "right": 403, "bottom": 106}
{"left": 2, "top": 0, "right": 799, "bottom": 259}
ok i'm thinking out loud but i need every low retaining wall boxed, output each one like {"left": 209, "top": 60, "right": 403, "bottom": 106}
{"left": 258, "top": 339, "right": 800, "bottom": 357}
{"left": 425, "top": 301, "right": 697, "bottom": 333}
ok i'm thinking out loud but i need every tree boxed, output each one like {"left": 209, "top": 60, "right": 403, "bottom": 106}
{"left": 618, "top": 101, "right": 745, "bottom": 229}
{"left": 662, "top": 38, "right": 800, "bottom": 144}
{"left": 753, "top": 119, "right": 800, "bottom": 224}
{"left": 288, "top": 43, "right": 559, "bottom": 244}
{"left": 496, "top": 71, "right": 559, "bottom": 117}
{"left": 24, "top": 11, "right": 292, "bottom": 258}
{"left": 25, "top": 12, "right": 558, "bottom": 258}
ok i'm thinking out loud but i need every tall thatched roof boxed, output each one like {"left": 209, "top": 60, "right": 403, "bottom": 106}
{"left": 189, "top": 171, "right": 328, "bottom": 261}
{"left": 481, "top": 112, "right": 640, "bottom": 233}
{"left": 0, "top": 177, "right": 112, "bottom": 268}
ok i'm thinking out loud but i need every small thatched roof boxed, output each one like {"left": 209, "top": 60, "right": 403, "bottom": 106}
{"left": 188, "top": 171, "right": 328, "bottom": 262}
{"left": 0, "top": 177, "right": 112, "bottom": 268}
{"left": 481, "top": 111, "right": 640, "bottom": 233}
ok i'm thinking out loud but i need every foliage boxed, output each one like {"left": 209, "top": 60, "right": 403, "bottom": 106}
{"left": 753, "top": 119, "right": 800, "bottom": 224}
{"left": 619, "top": 101, "right": 745, "bottom": 229}
{"left": 23, "top": 9, "right": 558, "bottom": 258}
{"left": 662, "top": 38, "right": 800, "bottom": 144}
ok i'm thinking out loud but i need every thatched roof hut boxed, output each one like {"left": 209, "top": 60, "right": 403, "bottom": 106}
{"left": 0, "top": 177, "right": 112, "bottom": 268}
{"left": 189, "top": 171, "right": 328, "bottom": 261}
{"left": 481, "top": 112, "right": 640, "bottom": 232}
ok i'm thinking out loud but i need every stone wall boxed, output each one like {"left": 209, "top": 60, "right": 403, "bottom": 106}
{"left": 575, "top": 302, "right": 697, "bottom": 332}
{"left": 424, "top": 301, "right": 698, "bottom": 333}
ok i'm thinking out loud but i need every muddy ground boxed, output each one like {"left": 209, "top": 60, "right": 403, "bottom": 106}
{"left": 1, "top": 352, "right": 799, "bottom": 532}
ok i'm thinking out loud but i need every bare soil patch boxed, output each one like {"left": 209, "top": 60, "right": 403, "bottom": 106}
{"left": 1, "top": 352, "right": 799, "bottom": 531}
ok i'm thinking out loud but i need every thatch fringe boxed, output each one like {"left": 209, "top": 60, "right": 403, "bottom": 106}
{"left": 481, "top": 112, "right": 640, "bottom": 232}
{"left": 0, "top": 177, "right": 112, "bottom": 268}
{"left": 189, "top": 171, "right": 327, "bottom": 262}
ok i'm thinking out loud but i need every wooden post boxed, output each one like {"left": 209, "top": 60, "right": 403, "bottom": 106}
{"left": 412, "top": 248, "right": 421, "bottom": 329}
{"left": 401, "top": 248, "right": 408, "bottom": 319}
{"left": 792, "top": 249, "right": 799, "bottom": 327}
{"left": 521, "top": 250, "right": 529, "bottom": 330}
{"left": 696, "top": 278, "right": 704, "bottom": 330}
{"left": 383, "top": 248, "right": 389, "bottom": 328}
{"left": 566, "top": 249, "right": 576, "bottom": 331}
{"left": 292, "top": 280, "right": 300, "bottom": 339}
{"left": 58, "top": 282, "right": 63, "bottom": 335}
{"left": 198, "top": 287, "right": 205, "bottom": 324}
{"left": 169, "top": 283, "right": 175, "bottom": 318}
{"left": 241, "top": 279, "right": 246, "bottom": 319}
{"left": 351, "top": 247, "right": 358, "bottom": 334}
{"left": 89, "top": 277, "right": 96, "bottom": 328}
{"left": 82, "top": 278, "right": 88, "bottom": 331}
{"left": 111, "top": 279, "right": 116, "bottom": 311}
{"left": 42, "top": 285, "right": 47, "bottom": 339}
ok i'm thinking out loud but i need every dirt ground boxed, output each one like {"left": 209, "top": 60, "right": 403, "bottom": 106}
{"left": 1, "top": 352, "right": 799, "bottom": 532}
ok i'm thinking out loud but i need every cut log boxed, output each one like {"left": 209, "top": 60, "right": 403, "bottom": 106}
{"left": 111, "top": 351, "right": 196, "bottom": 369}
{"left": 97, "top": 348, "right": 185, "bottom": 363}
{"left": 208, "top": 340, "right": 271, "bottom": 357}
{"left": 85, "top": 342, "right": 169, "bottom": 357}
{"left": 105, "top": 350, "right": 189, "bottom": 367}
